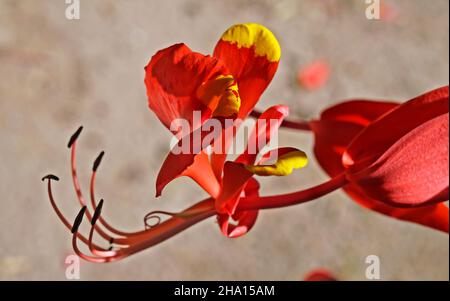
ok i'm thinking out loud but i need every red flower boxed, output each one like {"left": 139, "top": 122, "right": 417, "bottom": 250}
{"left": 309, "top": 86, "right": 449, "bottom": 232}
{"left": 43, "top": 23, "right": 448, "bottom": 264}
{"left": 144, "top": 23, "right": 282, "bottom": 197}
{"left": 43, "top": 24, "right": 312, "bottom": 262}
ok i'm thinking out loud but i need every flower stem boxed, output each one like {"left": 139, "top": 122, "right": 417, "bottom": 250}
{"left": 250, "top": 110, "right": 312, "bottom": 131}
{"left": 238, "top": 173, "right": 348, "bottom": 211}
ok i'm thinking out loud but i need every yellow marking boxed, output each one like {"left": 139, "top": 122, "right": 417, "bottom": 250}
{"left": 196, "top": 75, "right": 241, "bottom": 117}
{"left": 245, "top": 150, "right": 308, "bottom": 176}
{"left": 220, "top": 23, "right": 281, "bottom": 62}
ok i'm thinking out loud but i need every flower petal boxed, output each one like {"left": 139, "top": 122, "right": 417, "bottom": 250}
{"left": 245, "top": 147, "right": 308, "bottom": 176}
{"left": 236, "top": 105, "right": 290, "bottom": 165}
{"left": 215, "top": 160, "right": 254, "bottom": 215}
{"left": 320, "top": 99, "right": 398, "bottom": 126}
{"left": 304, "top": 269, "right": 337, "bottom": 281}
{"left": 214, "top": 23, "right": 280, "bottom": 118}
{"left": 310, "top": 100, "right": 449, "bottom": 232}
{"left": 217, "top": 178, "right": 260, "bottom": 238}
{"left": 343, "top": 86, "right": 449, "bottom": 169}
{"left": 156, "top": 151, "right": 220, "bottom": 198}
{"left": 145, "top": 43, "right": 231, "bottom": 135}
{"left": 349, "top": 113, "right": 449, "bottom": 207}
{"left": 155, "top": 117, "right": 233, "bottom": 197}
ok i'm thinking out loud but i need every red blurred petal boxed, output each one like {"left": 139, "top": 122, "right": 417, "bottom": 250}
{"left": 145, "top": 43, "right": 228, "bottom": 135}
{"left": 304, "top": 269, "right": 337, "bottom": 281}
{"left": 297, "top": 60, "right": 330, "bottom": 91}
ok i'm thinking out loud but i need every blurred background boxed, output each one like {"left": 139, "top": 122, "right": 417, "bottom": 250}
{"left": 0, "top": 0, "right": 448, "bottom": 280}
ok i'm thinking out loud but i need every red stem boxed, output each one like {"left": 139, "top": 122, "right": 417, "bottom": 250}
{"left": 238, "top": 173, "right": 348, "bottom": 211}
{"left": 250, "top": 110, "right": 312, "bottom": 131}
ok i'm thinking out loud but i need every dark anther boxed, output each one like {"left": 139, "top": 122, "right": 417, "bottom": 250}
{"left": 93, "top": 151, "right": 105, "bottom": 172}
{"left": 67, "top": 126, "right": 83, "bottom": 148}
{"left": 109, "top": 237, "right": 114, "bottom": 244}
{"left": 91, "top": 199, "right": 104, "bottom": 226}
{"left": 41, "top": 174, "right": 60, "bottom": 181}
{"left": 71, "top": 206, "right": 87, "bottom": 233}
{"left": 108, "top": 246, "right": 113, "bottom": 251}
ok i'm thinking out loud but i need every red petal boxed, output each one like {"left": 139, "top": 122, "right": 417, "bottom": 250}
{"left": 349, "top": 113, "right": 449, "bottom": 207}
{"left": 320, "top": 99, "right": 398, "bottom": 126}
{"left": 236, "top": 105, "right": 289, "bottom": 165}
{"left": 213, "top": 24, "right": 280, "bottom": 118}
{"left": 346, "top": 186, "right": 449, "bottom": 233}
{"left": 215, "top": 161, "right": 254, "bottom": 215}
{"left": 311, "top": 99, "right": 448, "bottom": 232}
{"left": 155, "top": 118, "right": 232, "bottom": 197}
{"left": 217, "top": 210, "right": 259, "bottom": 238}
{"left": 297, "top": 60, "right": 330, "bottom": 91}
{"left": 304, "top": 269, "right": 337, "bottom": 281}
{"left": 217, "top": 178, "right": 260, "bottom": 238}
{"left": 145, "top": 43, "right": 227, "bottom": 135}
{"left": 344, "top": 86, "right": 449, "bottom": 169}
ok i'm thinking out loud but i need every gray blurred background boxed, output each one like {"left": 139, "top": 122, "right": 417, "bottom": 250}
{"left": 0, "top": 0, "right": 448, "bottom": 280}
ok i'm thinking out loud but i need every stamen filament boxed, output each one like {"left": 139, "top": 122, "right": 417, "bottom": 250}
{"left": 43, "top": 176, "right": 106, "bottom": 250}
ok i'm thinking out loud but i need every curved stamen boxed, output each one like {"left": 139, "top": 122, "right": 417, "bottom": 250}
{"left": 88, "top": 202, "right": 121, "bottom": 257}
{"left": 71, "top": 173, "right": 348, "bottom": 262}
{"left": 74, "top": 199, "right": 215, "bottom": 263}
{"left": 71, "top": 206, "right": 113, "bottom": 263}
{"left": 42, "top": 175, "right": 107, "bottom": 250}
{"left": 90, "top": 151, "right": 143, "bottom": 237}
{"left": 250, "top": 109, "right": 311, "bottom": 131}
{"left": 68, "top": 127, "right": 122, "bottom": 244}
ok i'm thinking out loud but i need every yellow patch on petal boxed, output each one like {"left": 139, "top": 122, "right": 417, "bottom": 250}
{"left": 220, "top": 23, "right": 281, "bottom": 62}
{"left": 245, "top": 150, "right": 308, "bottom": 176}
{"left": 196, "top": 75, "right": 241, "bottom": 117}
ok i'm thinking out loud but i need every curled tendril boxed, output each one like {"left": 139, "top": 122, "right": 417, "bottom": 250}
{"left": 143, "top": 209, "right": 210, "bottom": 230}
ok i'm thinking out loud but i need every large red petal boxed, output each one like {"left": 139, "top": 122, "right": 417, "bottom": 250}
{"left": 320, "top": 99, "right": 398, "bottom": 126}
{"left": 215, "top": 161, "right": 254, "bottom": 215}
{"left": 344, "top": 86, "right": 449, "bottom": 169}
{"left": 155, "top": 124, "right": 225, "bottom": 197}
{"left": 310, "top": 100, "right": 449, "bottom": 232}
{"left": 217, "top": 178, "right": 260, "bottom": 238}
{"left": 213, "top": 24, "right": 280, "bottom": 118}
{"left": 145, "top": 43, "right": 228, "bottom": 135}
{"left": 349, "top": 113, "right": 449, "bottom": 207}
{"left": 236, "top": 105, "right": 289, "bottom": 165}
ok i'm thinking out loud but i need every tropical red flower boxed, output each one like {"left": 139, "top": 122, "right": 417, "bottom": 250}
{"left": 43, "top": 23, "right": 448, "bottom": 265}
{"left": 42, "top": 24, "right": 314, "bottom": 262}
{"left": 279, "top": 86, "right": 449, "bottom": 232}
{"left": 144, "top": 23, "right": 282, "bottom": 198}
